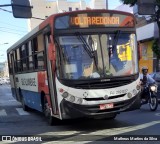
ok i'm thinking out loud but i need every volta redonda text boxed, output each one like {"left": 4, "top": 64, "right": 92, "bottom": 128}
{"left": 70, "top": 16, "right": 120, "bottom": 26}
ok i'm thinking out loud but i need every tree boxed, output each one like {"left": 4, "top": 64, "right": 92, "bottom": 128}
{"left": 120, "top": 0, "right": 137, "bottom": 6}
{"left": 120, "top": 0, "right": 160, "bottom": 6}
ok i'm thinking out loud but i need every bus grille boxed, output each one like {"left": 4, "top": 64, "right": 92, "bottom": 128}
{"left": 74, "top": 80, "right": 133, "bottom": 89}
{"left": 84, "top": 94, "right": 125, "bottom": 101}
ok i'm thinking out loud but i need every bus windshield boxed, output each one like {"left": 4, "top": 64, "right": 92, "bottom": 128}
{"left": 56, "top": 32, "right": 138, "bottom": 80}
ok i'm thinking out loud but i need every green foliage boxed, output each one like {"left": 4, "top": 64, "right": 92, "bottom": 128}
{"left": 120, "top": 0, "right": 137, "bottom": 6}
{"left": 152, "top": 39, "right": 160, "bottom": 58}
{"left": 156, "top": 0, "right": 160, "bottom": 4}
{"left": 120, "top": 0, "right": 160, "bottom": 6}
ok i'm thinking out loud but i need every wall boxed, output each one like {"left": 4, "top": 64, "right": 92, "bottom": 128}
{"left": 28, "top": 0, "right": 108, "bottom": 31}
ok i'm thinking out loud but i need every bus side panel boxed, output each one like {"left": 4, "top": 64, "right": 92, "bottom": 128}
{"left": 15, "top": 72, "right": 43, "bottom": 112}
{"left": 38, "top": 71, "right": 51, "bottom": 109}
{"left": 38, "top": 71, "right": 49, "bottom": 95}
{"left": 21, "top": 89, "right": 42, "bottom": 111}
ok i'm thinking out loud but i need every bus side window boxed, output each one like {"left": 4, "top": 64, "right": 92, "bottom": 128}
{"left": 25, "top": 43, "right": 29, "bottom": 71}
{"left": 13, "top": 50, "right": 17, "bottom": 73}
{"left": 21, "top": 44, "right": 28, "bottom": 71}
{"left": 28, "top": 41, "right": 34, "bottom": 70}
{"left": 8, "top": 53, "right": 13, "bottom": 74}
{"left": 32, "top": 37, "right": 38, "bottom": 69}
{"left": 37, "top": 34, "right": 45, "bottom": 69}
{"left": 16, "top": 48, "right": 21, "bottom": 72}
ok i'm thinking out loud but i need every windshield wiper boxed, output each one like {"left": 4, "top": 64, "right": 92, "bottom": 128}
{"left": 75, "top": 32, "right": 99, "bottom": 72}
{"left": 108, "top": 30, "right": 121, "bottom": 68}
{"left": 75, "top": 32, "right": 95, "bottom": 58}
{"left": 113, "top": 30, "right": 121, "bottom": 48}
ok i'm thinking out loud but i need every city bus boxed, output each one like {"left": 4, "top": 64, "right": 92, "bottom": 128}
{"left": 7, "top": 9, "right": 141, "bottom": 125}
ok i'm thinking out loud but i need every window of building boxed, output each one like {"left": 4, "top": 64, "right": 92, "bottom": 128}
{"left": 69, "top": 7, "right": 72, "bottom": 11}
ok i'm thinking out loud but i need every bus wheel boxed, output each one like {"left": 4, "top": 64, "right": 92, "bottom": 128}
{"left": 21, "top": 96, "right": 29, "bottom": 111}
{"left": 43, "top": 100, "right": 54, "bottom": 125}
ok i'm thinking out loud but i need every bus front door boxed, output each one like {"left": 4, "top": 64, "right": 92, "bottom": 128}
{"left": 44, "top": 34, "right": 59, "bottom": 116}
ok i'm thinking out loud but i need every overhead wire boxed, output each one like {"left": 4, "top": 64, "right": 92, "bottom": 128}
{"left": 0, "top": 7, "right": 12, "bottom": 13}
{"left": 0, "top": 7, "right": 27, "bottom": 30}
{"left": 0, "top": 21, "right": 27, "bottom": 30}
{"left": 0, "top": 29, "right": 26, "bottom": 35}
{"left": 0, "top": 26, "right": 28, "bottom": 33}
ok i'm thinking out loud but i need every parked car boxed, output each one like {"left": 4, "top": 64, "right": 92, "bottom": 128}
{"left": 150, "top": 72, "right": 160, "bottom": 102}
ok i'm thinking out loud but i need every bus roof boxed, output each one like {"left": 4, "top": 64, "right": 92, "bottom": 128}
{"left": 7, "top": 26, "right": 39, "bottom": 53}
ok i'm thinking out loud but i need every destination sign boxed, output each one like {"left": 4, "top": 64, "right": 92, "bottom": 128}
{"left": 70, "top": 16, "right": 120, "bottom": 26}
{"left": 55, "top": 12, "right": 135, "bottom": 29}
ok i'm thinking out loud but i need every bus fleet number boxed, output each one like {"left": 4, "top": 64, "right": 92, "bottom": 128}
{"left": 110, "top": 89, "right": 128, "bottom": 95}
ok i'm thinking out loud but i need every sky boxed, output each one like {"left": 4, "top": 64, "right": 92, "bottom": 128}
{"left": 0, "top": 0, "right": 122, "bottom": 62}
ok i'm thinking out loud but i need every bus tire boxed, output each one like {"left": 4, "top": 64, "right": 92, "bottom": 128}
{"left": 43, "top": 97, "right": 59, "bottom": 126}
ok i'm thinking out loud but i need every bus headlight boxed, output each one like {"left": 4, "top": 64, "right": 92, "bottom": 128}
{"left": 127, "top": 93, "right": 132, "bottom": 98}
{"left": 62, "top": 92, "right": 69, "bottom": 98}
{"left": 136, "top": 85, "right": 141, "bottom": 90}
{"left": 77, "top": 98, "right": 83, "bottom": 104}
{"left": 132, "top": 89, "right": 137, "bottom": 95}
{"left": 60, "top": 90, "right": 82, "bottom": 104}
{"left": 68, "top": 95, "right": 75, "bottom": 102}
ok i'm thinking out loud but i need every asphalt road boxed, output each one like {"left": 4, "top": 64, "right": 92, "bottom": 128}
{"left": 0, "top": 84, "right": 160, "bottom": 144}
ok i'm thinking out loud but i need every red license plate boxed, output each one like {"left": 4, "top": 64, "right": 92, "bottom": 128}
{"left": 100, "top": 103, "right": 114, "bottom": 110}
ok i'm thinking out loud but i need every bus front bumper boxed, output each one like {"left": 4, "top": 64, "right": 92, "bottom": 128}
{"left": 60, "top": 92, "right": 141, "bottom": 119}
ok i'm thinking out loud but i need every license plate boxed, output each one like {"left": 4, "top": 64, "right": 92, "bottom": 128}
{"left": 100, "top": 103, "right": 114, "bottom": 110}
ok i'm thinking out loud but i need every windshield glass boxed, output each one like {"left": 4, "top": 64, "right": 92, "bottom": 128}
{"left": 56, "top": 33, "right": 138, "bottom": 80}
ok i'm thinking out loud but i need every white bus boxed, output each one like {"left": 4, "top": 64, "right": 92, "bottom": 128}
{"left": 7, "top": 10, "right": 141, "bottom": 125}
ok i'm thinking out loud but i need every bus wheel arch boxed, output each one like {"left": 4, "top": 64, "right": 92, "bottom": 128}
{"left": 19, "top": 88, "right": 29, "bottom": 111}
{"left": 18, "top": 88, "right": 22, "bottom": 102}
{"left": 41, "top": 91, "right": 46, "bottom": 112}
{"left": 41, "top": 91, "right": 57, "bottom": 125}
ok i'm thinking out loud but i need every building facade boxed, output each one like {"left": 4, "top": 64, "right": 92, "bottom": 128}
{"left": 3, "top": 61, "right": 9, "bottom": 77}
{"left": 28, "top": 0, "right": 108, "bottom": 31}
{"left": 0, "top": 61, "right": 9, "bottom": 77}
{"left": 116, "top": 4, "right": 159, "bottom": 73}
{"left": 133, "top": 3, "right": 159, "bottom": 73}
{"left": 0, "top": 62, "right": 4, "bottom": 76}
{"left": 136, "top": 22, "right": 159, "bottom": 73}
